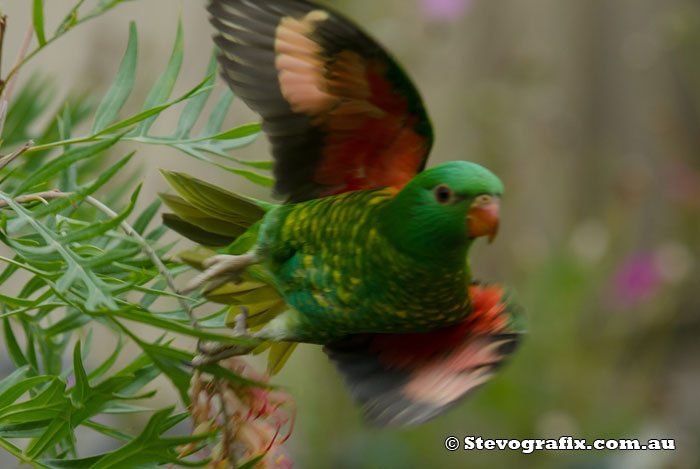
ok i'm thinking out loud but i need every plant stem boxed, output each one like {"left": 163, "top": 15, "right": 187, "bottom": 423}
{"left": 0, "top": 22, "right": 34, "bottom": 139}
{"left": 0, "top": 14, "right": 7, "bottom": 81}
{"left": 0, "top": 139, "right": 33, "bottom": 169}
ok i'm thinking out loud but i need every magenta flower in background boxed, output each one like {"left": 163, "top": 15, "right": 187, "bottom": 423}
{"left": 419, "top": 0, "right": 473, "bottom": 21}
{"left": 612, "top": 254, "right": 661, "bottom": 306}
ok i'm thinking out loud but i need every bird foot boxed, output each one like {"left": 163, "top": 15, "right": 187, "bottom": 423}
{"left": 189, "top": 341, "right": 257, "bottom": 367}
{"left": 188, "top": 308, "right": 253, "bottom": 367}
{"left": 183, "top": 252, "right": 259, "bottom": 294}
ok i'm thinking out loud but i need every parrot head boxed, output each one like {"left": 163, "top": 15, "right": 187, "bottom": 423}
{"left": 382, "top": 160, "right": 503, "bottom": 258}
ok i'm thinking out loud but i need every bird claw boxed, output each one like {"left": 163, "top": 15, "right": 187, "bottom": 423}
{"left": 188, "top": 308, "right": 252, "bottom": 367}
{"left": 189, "top": 342, "right": 257, "bottom": 367}
{"left": 183, "top": 252, "right": 259, "bottom": 294}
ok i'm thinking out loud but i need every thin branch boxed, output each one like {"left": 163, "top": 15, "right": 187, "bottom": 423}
{"left": 0, "top": 188, "right": 68, "bottom": 208}
{"left": 0, "top": 22, "right": 34, "bottom": 139}
{"left": 0, "top": 139, "right": 33, "bottom": 170}
{"left": 83, "top": 195, "right": 198, "bottom": 327}
{"left": 0, "top": 14, "right": 7, "bottom": 81}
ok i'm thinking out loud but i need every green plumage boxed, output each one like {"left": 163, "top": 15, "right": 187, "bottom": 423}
{"left": 164, "top": 161, "right": 503, "bottom": 346}
{"left": 254, "top": 188, "right": 471, "bottom": 342}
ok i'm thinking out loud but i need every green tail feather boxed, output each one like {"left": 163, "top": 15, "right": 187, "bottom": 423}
{"left": 161, "top": 171, "right": 294, "bottom": 374}
{"left": 159, "top": 169, "right": 271, "bottom": 246}
{"left": 162, "top": 213, "right": 237, "bottom": 247}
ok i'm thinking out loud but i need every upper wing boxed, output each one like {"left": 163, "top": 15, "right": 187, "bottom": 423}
{"left": 208, "top": 0, "right": 433, "bottom": 202}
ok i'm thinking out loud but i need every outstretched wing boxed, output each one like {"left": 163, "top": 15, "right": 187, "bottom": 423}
{"left": 208, "top": 0, "right": 433, "bottom": 202}
{"left": 324, "top": 284, "right": 525, "bottom": 427}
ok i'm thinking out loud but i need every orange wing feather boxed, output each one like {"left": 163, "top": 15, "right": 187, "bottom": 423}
{"left": 209, "top": 0, "right": 433, "bottom": 202}
{"left": 324, "top": 285, "right": 523, "bottom": 427}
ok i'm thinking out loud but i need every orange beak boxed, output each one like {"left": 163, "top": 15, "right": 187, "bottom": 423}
{"left": 467, "top": 196, "right": 500, "bottom": 243}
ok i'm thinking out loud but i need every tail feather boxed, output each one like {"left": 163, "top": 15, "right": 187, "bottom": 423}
{"left": 324, "top": 284, "right": 525, "bottom": 427}
{"left": 160, "top": 170, "right": 270, "bottom": 223}
{"left": 161, "top": 172, "right": 294, "bottom": 375}
{"left": 162, "top": 212, "right": 237, "bottom": 247}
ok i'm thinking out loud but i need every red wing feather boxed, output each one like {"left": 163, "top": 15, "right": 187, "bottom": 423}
{"left": 324, "top": 284, "right": 525, "bottom": 427}
{"left": 208, "top": 0, "right": 433, "bottom": 202}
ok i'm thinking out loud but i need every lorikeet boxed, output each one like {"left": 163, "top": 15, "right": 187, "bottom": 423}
{"left": 162, "top": 0, "right": 525, "bottom": 427}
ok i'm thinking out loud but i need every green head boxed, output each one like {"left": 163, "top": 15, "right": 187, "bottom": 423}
{"left": 381, "top": 161, "right": 504, "bottom": 260}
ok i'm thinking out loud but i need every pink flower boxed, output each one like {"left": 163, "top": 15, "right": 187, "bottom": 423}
{"left": 419, "top": 0, "right": 474, "bottom": 21}
{"left": 612, "top": 255, "right": 660, "bottom": 305}
{"left": 182, "top": 358, "right": 295, "bottom": 468}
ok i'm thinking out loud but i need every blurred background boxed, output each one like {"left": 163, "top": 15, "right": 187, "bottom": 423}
{"left": 2, "top": 0, "right": 699, "bottom": 467}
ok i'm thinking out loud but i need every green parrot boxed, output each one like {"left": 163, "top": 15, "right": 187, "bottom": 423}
{"left": 162, "top": 0, "right": 524, "bottom": 427}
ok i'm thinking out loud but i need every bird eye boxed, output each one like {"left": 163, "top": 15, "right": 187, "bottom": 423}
{"left": 433, "top": 184, "right": 454, "bottom": 204}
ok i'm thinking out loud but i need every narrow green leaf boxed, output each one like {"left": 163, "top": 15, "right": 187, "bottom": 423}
{"left": 200, "top": 88, "right": 234, "bottom": 136}
{"left": 26, "top": 414, "right": 72, "bottom": 458}
{"left": 94, "top": 83, "right": 211, "bottom": 136}
{"left": 71, "top": 341, "right": 90, "bottom": 405}
{"left": 117, "top": 328, "right": 191, "bottom": 404}
{"left": 101, "top": 404, "right": 152, "bottom": 414}
{"left": 54, "top": 3, "right": 78, "bottom": 36}
{"left": 60, "top": 183, "right": 141, "bottom": 244}
{"left": 83, "top": 329, "right": 94, "bottom": 361}
{"left": 136, "top": 16, "right": 184, "bottom": 136}
{"left": 0, "top": 366, "right": 31, "bottom": 397}
{"left": 239, "top": 455, "right": 266, "bottom": 469}
{"left": 199, "top": 362, "right": 274, "bottom": 389}
{"left": 58, "top": 103, "right": 79, "bottom": 192}
{"left": 91, "top": 23, "right": 138, "bottom": 133}
{"left": 139, "top": 279, "right": 166, "bottom": 309}
{"left": 3, "top": 318, "right": 28, "bottom": 368}
{"left": 174, "top": 50, "right": 217, "bottom": 138}
{"left": 0, "top": 376, "right": 52, "bottom": 409}
{"left": 33, "top": 0, "right": 47, "bottom": 46}
{"left": 41, "top": 454, "right": 111, "bottom": 469}
{"left": 0, "top": 293, "right": 34, "bottom": 308}
{"left": 44, "top": 312, "right": 90, "bottom": 338}
{"left": 13, "top": 134, "right": 122, "bottom": 195}
{"left": 132, "top": 198, "right": 161, "bottom": 235}
{"left": 210, "top": 123, "right": 260, "bottom": 141}
{"left": 33, "top": 152, "right": 134, "bottom": 219}
{"left": 82, "top": 419, "right": 133, "bottom": 442}
{"left": 91, "top": 407, "right": 207, "bottom": 469}
{"left": 217, "top": 165, "right": 274, "bottom": 187}
{"left": 87, "top": 338, "right": 122, "bottom": 382}
{"left": 23, "top": 323, "right": 41, "bottom": 374}
{"left": 170, "top": 145, "right": 274, "bottom": 187}
{"left": 0, "top": 378, "right": 68, "bottom": 423}
{"left": 109, "top": 308, "right": 259, "bottom": 345}
{"left": 0, "top": 420, "right": 49, "bottom": 438}
{"left": 0, "top": 259, "right": 20, "bottom": 286}
{"left": 85, "top": 0, "right": 133, "bottom": 21}
{"left": 81, "top": 247, "right": 141, "bottom": 269}
{"left": 0, "top": 196, "right": 120, "bottom": 311}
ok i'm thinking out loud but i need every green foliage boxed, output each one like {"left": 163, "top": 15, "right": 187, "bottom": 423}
{"left": 0, "top": 1, "right": 271, "bottom": 466}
